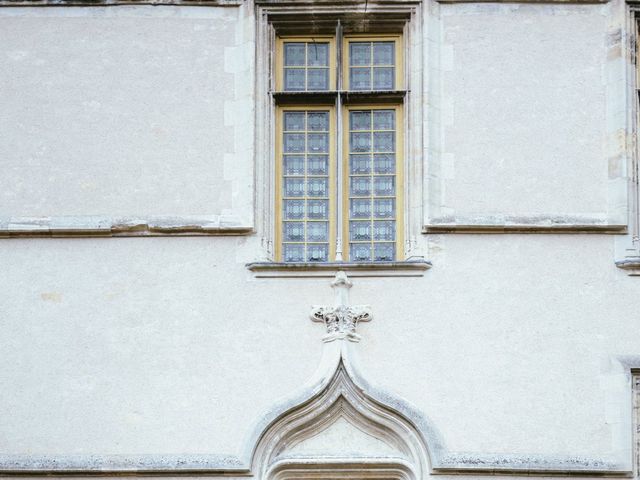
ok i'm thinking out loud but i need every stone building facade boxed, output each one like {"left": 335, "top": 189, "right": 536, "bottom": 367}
{"left": 1, "top": 0, "right": 640, "bottom": 479}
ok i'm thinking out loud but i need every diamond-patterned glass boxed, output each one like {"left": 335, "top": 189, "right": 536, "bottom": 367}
{"left": 350, "top": 43, "right": 370, "bottom": 66}
{"left": 373, "top": 42, "right": 394, "bottom": 65}
{"left": 350, "top": 68, "right": 370, "bottom": 91}
{"left": 308, "top": 177, "right": 328, "bottom": 197}
{"left": 373, "top": 110, "right": 394, "bottom": 130}
{"left": 284, "top": 244, "right": 305, "bottom": 262}
{"left": 284, "top": 199, "right": 305, "bottom": 219}
{"left": 284, "top": 222, "right": 305, "bottom": 241}
{"left": 374, "top": 243, "right": 395, "bottom": 261}
{"left": 284, "top": 133, "right": 305, "bottom": 153}
{"left": 308, "top": 69, "right": 329, "bottom": 90}
{"left": 374, "top": 176, "right": 395, "bottom": 196}
{"left": 350, "top": 155, "right": 371, "bottom": 174}
{"left": 350, "top": 221, "right": 372, "bottom": 241}
{"left": 307, "top": 155, "right": 328, "bottom": 175}
{"left": 307, "top": 222, "right": 328, "bottom": 242}
{"left": 308, "top": 133, "right": 328, "bottom": 153}
{"left": 284, "top": 178, "right": 305, "bottom": 197}
{"left": 350, "top": 111, "right": 371, "bottom": 130}
{"left": 284, "top": 43, "right": 305, "bottom": 66}
{"left": 348, "top": 40, "right": 396, "bottom": 91}
{"left": 282, "top": 42, "right": 331, "bottom": 91}
{"left": 284, "top": 112, "right": 305, "bottom": 131}
{"left": 307, "top": 200, "right": 328, "bottom": 219}
{"left": 373, "top": 221, "right": 395, "bottom": 241}
{"left": 350, "top": 199, "right": 371, "bottom": 218}
{"left": 373, "top": 132, "right": 394, "bottom": 152}
{"left": 307, "top": 43, "right": 329, "bottom": 66}
{"left": 284, "top": 69, "right": 305, "bottom": 91}
{"left": 308, "top": 112, "right": 329, "bottom": 131}
{"left": 350, "top": 132, "right": 371, "bottom": 153}
{"left": 347, "top": 108, "right": 398, "bottom": 263}
{"left": 374, "top": 198, "right": 395, "bottom": 218}
{"left": 307, "top": 244, "right": 328, "bottom": 262}
{"left": 373, "top": 67, "right": 394, "bottom": 90}
{"left": 350, "top": 243, "right": 372, "bottom": 262}
{"left": 373, "top": 154, "right": 394, "bottom": 174}
{"left": 284, "top": 155, "right": 305, "bottom": 175}
{"left": 350, "top": 177, "right": 371, "bottom": 196}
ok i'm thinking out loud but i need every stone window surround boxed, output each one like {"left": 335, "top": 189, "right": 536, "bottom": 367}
{"left": 253, "top": 0, "right": 427, "bottom": 277}
{"left": 616, "top": 6, "right": 640, "bottom": 274}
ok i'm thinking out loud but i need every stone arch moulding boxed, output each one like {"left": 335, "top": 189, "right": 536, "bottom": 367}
{"left": 247, "top": 340, "right": 434, "bottom": 480}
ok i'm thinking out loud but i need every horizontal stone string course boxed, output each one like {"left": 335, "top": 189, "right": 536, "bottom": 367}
{"left": 0, "top": 0, "right": 242, "bottom": 6}
{"left": 0, "top": 215, "right": 253, "bottom": 237}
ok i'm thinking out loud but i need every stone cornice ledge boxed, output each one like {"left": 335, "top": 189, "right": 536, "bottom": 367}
{"left": 0, "top": 215, "right": 253, "bottom": 237}
{"left": 436, "top": 0, "right": 607, "bottom": 3}
{"left": 0, "top": 454, "right": 249, "bottom": 475}
{"left": 615, "top": 257, "right": 640, "bottom": 275}
{"left": 0, "top": 0, "right": 241, "bottom": 6}
{"left": 424, "top": 215, "right": 626, "bottom": 234}
{"left": 246, "top": 260, "right": 431, "bottom": 277}
{"left": 432, "top": 454, "right": 628, "bottom": 475}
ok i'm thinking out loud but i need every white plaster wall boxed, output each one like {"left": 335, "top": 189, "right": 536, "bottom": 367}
{"left": 0, "top": 237, "right": 320, "bottom": 455}
{"left": 0, "top": 6, "right": 253, "bottom": 219}
{"left": 439, "top": 3, "right": 609, "bottom": 219}
{"left": 1, "top": 234, "right": 638, "bottom": 460}
{"left": 0, "top": 0, "right": 638, "bottom": 473}
{"left": 357, "top": 234, "right": 639, "bottom": 458}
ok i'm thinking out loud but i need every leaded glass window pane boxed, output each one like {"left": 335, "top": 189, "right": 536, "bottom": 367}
{"left": 348, "top": 41, "right": 396, "bottom": 91}
{"left": 350, "top": 243, "right": 372, "bottom": 262}
{"left": 347, "top": 109, "right": 397, "bottom": 262}
{"left": 307, "top": 222, "right": 329, "bottom": 242}
{"left": 308, "top": 155, "right": 328, "bottom": 175}
{"left": 282, "top": 41, "right": 331, "bottom": 92}
{"left": 284, "top": 43, "right": 306, "bottom": 66}
{"left": 307, "top": 43, "right": 328, "bottom": 66}
{"left": 307, "top": 200, "right": 328, "bottom": 219}
{"left": 308, "top": 69, "right": 329, "bottom": 90}
{"left": 281, "top": 109, "right": 332, "bottom": 262}
{"left": 284, "top": 244, "right": 305, "bottom": 262}
{"left": 373, "top": 42, "right": 394, "bottom": 65}
{"left": 284, "top": 199, "right": 305, "bottom": 219}
{"left": 284, "top": 69, "right": 305, "bottom": 91}
{"left": 374, "top": 243, "right": 395, "bottom": 261}
{"left": 307, "top": 244, "right": 328, "bottom": 262}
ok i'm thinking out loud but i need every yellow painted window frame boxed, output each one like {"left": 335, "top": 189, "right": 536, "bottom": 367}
{"left": 275, "top": 105, "right": 337, "bottom": 262}
{"left": 342, "top": 34, "right": 404, "bottom": 91}
{"left": 342, "top": 103, "right": 404, "bottom": 262}
{"left": 275, "top": 36, "right": 337, "bottom": 92}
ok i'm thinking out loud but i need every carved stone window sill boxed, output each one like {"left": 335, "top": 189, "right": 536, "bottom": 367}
{"left": 246, "top": 260, "right": 431, "bottom": 278}
{"left": 615, "top": 257, "right": 640, "bottom": 276}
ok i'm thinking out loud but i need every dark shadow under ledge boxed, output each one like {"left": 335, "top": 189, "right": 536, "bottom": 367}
{"left": 246, "top": 260, "right": 432, "bottom": 278}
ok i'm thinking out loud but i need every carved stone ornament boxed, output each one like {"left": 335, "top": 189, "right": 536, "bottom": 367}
{"left": 310, "top": 272, "right": 372, "bottom": 342}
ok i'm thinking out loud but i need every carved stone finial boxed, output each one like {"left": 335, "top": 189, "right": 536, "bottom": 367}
{"left": 310, "top": 271, "right": 372, "bottom": 343}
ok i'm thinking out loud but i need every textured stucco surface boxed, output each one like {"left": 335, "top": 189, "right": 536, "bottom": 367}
{"left": 0, "top": 6, "right": 245, "bottom": 217}
{"left": 440, "top": 3, "right": 609, "bottom": 218}
{"left": 0, "top": 234, "right": 638, "bottom": 460}
{"left": 0, "top": 0, "right": 638, "bottom": 475}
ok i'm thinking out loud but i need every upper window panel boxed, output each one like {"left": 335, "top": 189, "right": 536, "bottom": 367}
{"left": 276, "top": 37, "right": 335, "bottom": 92}
{"left": 344, "top": 35, "right": 402, "bottom": 91}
